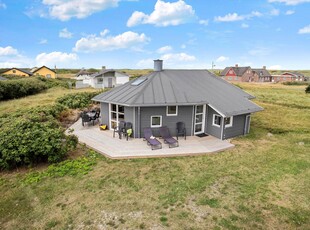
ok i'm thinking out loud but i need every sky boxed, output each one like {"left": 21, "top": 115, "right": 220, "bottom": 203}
{"left": 0, "top": 0, "right": 309, "bottom": 70}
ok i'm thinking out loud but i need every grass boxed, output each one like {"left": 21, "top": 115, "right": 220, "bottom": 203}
{"left": 0, "top": 83, "right": 310, "bottom": 229}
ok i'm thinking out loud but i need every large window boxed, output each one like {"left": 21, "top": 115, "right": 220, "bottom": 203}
{"left": 166, "top": 106, "right": 178, "bottom": 116}
{"left": 224, "top": 117, "right": 233, "bottom": 128}
{"left": 110, "top": 104, "right": 125, "bottom": 129}
{"left": 212, "top": 114, "right": 222, "bottom": 127}
{"left": 151, "top": 116, "right": 162, "bottom": 128}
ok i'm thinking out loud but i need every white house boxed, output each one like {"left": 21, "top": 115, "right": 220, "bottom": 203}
{"left": 76, "top": 67, "right": 130, "bottom": 89}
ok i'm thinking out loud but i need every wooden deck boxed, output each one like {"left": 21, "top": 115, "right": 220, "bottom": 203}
{"left": 67, "top": 119, "right": 235, "bottom": 159}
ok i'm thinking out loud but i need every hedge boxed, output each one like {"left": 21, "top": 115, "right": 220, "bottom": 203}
{"left": 56, "top": 91, "right": 101, "bottom": 109}
{"left": 0, "top": 78, "right": 47, "bottom": 100}
{"left": 0, "top": 111, "right": 77, "bottom": 170}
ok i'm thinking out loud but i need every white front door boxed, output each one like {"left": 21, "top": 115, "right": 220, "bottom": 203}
{"left": 194, "top": 105, "right": 206, "bottom": 135}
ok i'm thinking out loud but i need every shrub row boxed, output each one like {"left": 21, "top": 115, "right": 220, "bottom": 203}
{"left": 0, "top": 111, "right": 78, "bottom": 170}
{"left": 0, "top": 91, "right": 102, "bottom": 170}
{"left": 56, "top": 91, "right": 101, "bottom": 109}
{"left": 0, "top": 78, "right": 48, "bottom": 100}
{"left": 36, "top": 76, "right": 75, "bottom": 89}
{"left": 282, "top": 81, "right": 309, "bottom": 86}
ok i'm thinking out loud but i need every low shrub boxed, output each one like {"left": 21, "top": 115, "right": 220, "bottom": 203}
{"left": 283, "top": 81, "right": 309, "bottom": 86}
{"left": 0, "top": 112, "right": 78, "bottom": 169}
{"left": 56, "top": 91, "right": 101, "bottom": 109}
{"left": 0, "top": 78, "right": 47, "bottom": 100}
{"left": 36, "top": 76, "right": 75, "bottom": 89}
{"left": 306, "top": 85, "right": 310, "bottom": 93}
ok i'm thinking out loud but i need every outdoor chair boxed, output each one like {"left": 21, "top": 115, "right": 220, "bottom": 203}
{"left": 81, "top": 112, "right": 93, "bottom": 126}
{"left": 176, "top": 122, "right": 186, "bottom": 140}
{"left": 113, "top": 121, "right": 126, "bottom": 139}
{"left": 123, "top": 122, "right": 133, "bottom": 141}
{"left": 143, "top": 127, "right": 162, "bottom": 150}
{"left": 159, "top": 126, "right": 179, "bottom": 148}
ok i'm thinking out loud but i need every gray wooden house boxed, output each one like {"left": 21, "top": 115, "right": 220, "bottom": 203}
{"left": 93, "top": 60, "right": 263, "bottom": 140}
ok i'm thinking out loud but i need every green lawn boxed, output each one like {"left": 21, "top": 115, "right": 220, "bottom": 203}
{"left": 0, "top": 83, "right": 309, "bottom": 229}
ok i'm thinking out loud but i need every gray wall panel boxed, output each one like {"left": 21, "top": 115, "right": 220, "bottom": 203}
{"left": 100, "top": 103, "right": 110, "bottom": 126}
{"left": 206, "top": 106, "right": 222, "bottom": 139}
{"left": 140, "top": 106, "right": 193, "bottom": 137}
{"left": 223, "top": 114, "right": 249, "bottom": 139}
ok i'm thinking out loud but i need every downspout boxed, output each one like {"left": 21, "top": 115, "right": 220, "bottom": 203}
{"left": 191, "top": 105, "right": 195, "bottom": 135}
{"left": 138, "top": 107, "right": 141, "bottom": 138}
{"left": 221, "top": 118, "right": 225, "bottom": 140}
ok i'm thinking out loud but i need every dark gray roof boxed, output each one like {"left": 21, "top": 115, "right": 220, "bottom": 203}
{"left": 90, "top": 69, "right": 128, "bottom": 78}
{"left": 93, "top": 70, "right": 262, "bottom": 117}
{"left": 252, "top": 69, "right": 271, "bottom": 77}
{"left": 220, "top": 66, "right": 250, "bottom": 76}
{"left": 0, "top": 76, "right": 7, "bottom": 80}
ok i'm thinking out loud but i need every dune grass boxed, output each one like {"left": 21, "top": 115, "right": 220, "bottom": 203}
{"left": 0, "top": 83, "right": 309, "bottom": 229}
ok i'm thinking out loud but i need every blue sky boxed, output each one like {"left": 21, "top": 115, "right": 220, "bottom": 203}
{"left": 0, "top": 0, "right": 309, "bottom": 69}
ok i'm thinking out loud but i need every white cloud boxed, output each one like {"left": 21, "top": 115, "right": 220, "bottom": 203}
{"left": 249, "top": 47, "right": 271, "bottom": 56}
{"left": 0, "top": 1, "right": 6, "bottom": 9}
{"left": 160, "top": 52, "right": 196, "bottom": 62}
{"left": 74, "top": 31, "right": 150, "bottom": 53}
{"left": 269, "top": 65, "right": 282, "bottom": 70}
{"left": 216, "top": 56, "right": 229, "bottom": 62}
{"left": 127, "top": 0, "right": 196, "bottom": 27}
{"left": 214, "top": 11, "right": 262, "bottom": 22}
{"left": 39, "top": 39, "right": 48, "bottom": 44}
{"left": 42, "top": 0, "right": 119, "bottom": 21}
{"left": 268, "top": 0, "right": 310, "bottom": 5}
{"left": 59, "top": 28, "right": 73, "bottom": 39}
{"left": 100, "top": 29, "right": 110, "bottom": 37}
{"left": 285, "top": 10, "right": 295, "bottom": 15}
{"left": 298, "top": 25, "right": 310, "bottom": 34}
{"left": 199, "top": 20, "right": 209, "bottom": 26}
{"left": 0, "top": 46, "right": 19, "bottom": 56}
{"left": 270, "top": 9, "right": 280, "bottom": 16}
{"left": 36, "top": 52, "right": 78, "bottom": 66}
{"left": 214, "top": 13, "right": 245, "bottom": 22}
{"left": 157, "top": 46, "right": 172, "bottom": 54}
{"left": 136, "top": 58, "right": 153, "bottom": 68}
{"left": 181, "top": 44, "right": 186, "bottom": 49}
{"left": 241, "top": 23, "right": 249, "bottom": 28}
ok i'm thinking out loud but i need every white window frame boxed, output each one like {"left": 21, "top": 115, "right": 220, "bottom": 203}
{"left": 110, "top": 103, "right": 125, "bottom": 129}
{"left": 212, "top": 114, "right": 222, "bottom": 128}
{"left": 166, "top": 106, "right": 178, "bottom": 116}
{"left": 151, "top": 115, "right": 162, "bottom": 128}
{"left": 225, "top": 116, "right": 233, "bottom": 128}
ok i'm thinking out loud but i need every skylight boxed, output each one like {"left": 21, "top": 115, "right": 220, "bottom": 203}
{"left": 131, "top": 77, "right": 147, "bottom": 86}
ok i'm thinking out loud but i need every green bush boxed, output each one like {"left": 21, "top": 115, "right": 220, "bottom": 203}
{"left": 306, "top": 85, "right": 310, "bottom": 93}
{"left": 0, "top": 78, "right": 47, "bottom": 100}
{"left": 36, "top": 76, "right": 74, "bottom": 89}
{"left": 283, "top": 81, "right": 309, "bottom": 86}
{"left": 56, "top": 92, "right": 101, "bottom": 109}
{"left": 0, "top": 104, "right": 78, "bottom": 170}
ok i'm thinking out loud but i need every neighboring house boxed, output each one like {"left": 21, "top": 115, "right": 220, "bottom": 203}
{"left": 86, "top": 68, "right": 129, "bottom": 89}
{"left": 93, "top": 60, "right": 263, "bottom": 140}
{"left": 220, "top": 65, "right": 254, "bottom": 82}
{"left": 75, "top": 68, "right": 92, "bottom": 80}
{"left": 252, "top": 67, "right": 272, "bottom": 82}
{"left": 1, "top": 68, "right": 33, "bottom": 77}
{"left": 0, "top": 76, "right": 8, "bottom": 80}
{"left": 31, "top": 66, "right": 56, "bottom": 78}
{"left": 271, "top": 71, "right": 305, "bottom": 82}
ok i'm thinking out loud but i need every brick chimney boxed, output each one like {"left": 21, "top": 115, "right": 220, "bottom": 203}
{"left": 263, "top": 66, "right": 266, "bottom": 70}
{"left": 235, "top": 64, "right": 238, "bottom": 67}
{"left": 102, "top": 66, "right": 106, "bottom": 70}
{"left": 154, "top": 59, "right": 163, "bottom": 71}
